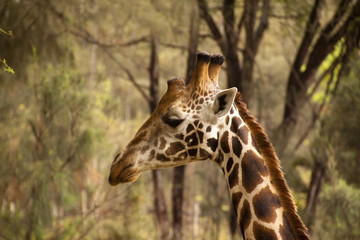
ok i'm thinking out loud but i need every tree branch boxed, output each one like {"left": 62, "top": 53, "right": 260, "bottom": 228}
{"left": 42, "top": 0, "right": 148, "bottom": 49}
{"left": 243, "top": 0, "right": 258, "bottom": 51}
{"left": 40, "top": 0, "right": 151, "bottom": 103}
{"left": 223, "top": 0, "right": 236, "bottom": 46}
{"left": 197, "top": 0, "right": 225, "bottom": 50}
{"left": 290, "top": 0, "right": 323, "bottom": 80}
{"left": 301, "top": 0, "right": 357, "bottom": 82}
{"left": 253, "top": 0, "right": 270, "bottom": 52}
{"left": 103, "top": 48, "right": 151, "bottom": 103}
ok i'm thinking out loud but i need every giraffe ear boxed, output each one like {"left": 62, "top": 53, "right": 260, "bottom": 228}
{"left": 212, "top": 87, "right": 237, "bottom": 117}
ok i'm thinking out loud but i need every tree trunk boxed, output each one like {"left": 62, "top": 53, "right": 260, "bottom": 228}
{"left": 172, "top": 2, "right": 199, "bottom": 240}
{"left": 224, "top": 49, "right": 243, "bottom": 91}
{"left": 149, "top": 33, "right": 170, "bottom": 240}
{"left": 172, "top": 166, "right": 186, "bottom": 240}
{"left": 198, "top": 0, "right": 269, "bottom": 103}
{"left": 277, "top": 0, "right": 360, "bottom": 153}
{"left": 304, "top": 156, "right": 327, "bottom": 230}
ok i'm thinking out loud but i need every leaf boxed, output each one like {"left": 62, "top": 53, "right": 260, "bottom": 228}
{"left": 0, "top": 27, "right": 14, "bottom": 39}
{"left": 1, "top": 58, "right": 15, "bottom": 74}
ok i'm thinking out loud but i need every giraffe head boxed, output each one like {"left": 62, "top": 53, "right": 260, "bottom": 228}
{"left": 109, "top": 52, "right": 237, "bottom": 185}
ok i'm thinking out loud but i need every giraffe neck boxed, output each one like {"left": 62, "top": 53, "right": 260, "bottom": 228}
{"left": 215, "top": 108, "right": 296, "bottom": 239}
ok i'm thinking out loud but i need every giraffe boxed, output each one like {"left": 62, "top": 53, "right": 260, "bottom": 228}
{"left": 109, "top": 52, "right": 310, "bottom": 240}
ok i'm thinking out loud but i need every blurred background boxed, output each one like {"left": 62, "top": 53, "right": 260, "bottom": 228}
{"left": 1, "top": 0, "right": 359, "bottom": 239}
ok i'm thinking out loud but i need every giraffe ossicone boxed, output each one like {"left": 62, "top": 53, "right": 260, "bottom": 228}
{"left": 108, "top": 52, "right": 310, "bottom": 240}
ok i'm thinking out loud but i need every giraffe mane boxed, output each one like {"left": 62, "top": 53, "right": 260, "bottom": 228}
{"left": 234, "top": 92, "right": 310, "bottom": 240}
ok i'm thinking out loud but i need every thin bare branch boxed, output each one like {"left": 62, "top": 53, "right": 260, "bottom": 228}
{"left": 159, "top": 41, "right": 187, "bottom": 51}
{"left": 254, "top": 0, "right": 270, "bottom": 52}
{"left": 293, "top": 54, "right": 347, "bottom": 152}
{"left": 39, "top": 0, "right": 151, "bottom": 103}
{"left": 197, "top": 0, "right": 225, "bottom": 50}
{"left": 103, "top": 48, "right": 151, "bottom": 103}
{"left": 223, "top": 0, "right": 236, "bottom": 45}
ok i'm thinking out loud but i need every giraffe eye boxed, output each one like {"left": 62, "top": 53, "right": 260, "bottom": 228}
{"left": 162, "top": 114, "right": 184, "bottom": 128}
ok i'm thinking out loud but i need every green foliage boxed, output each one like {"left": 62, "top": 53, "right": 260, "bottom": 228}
{"left": 1, "top": 59, "right": 15, "bottom": 74}
{"left": 304, "top": 53, "right": 360, "bottom": 238}
{"left": 0, "top": 27, "right": 15, "bottom": 74}
{"left": 0, "top": 61, "right": 105, "bottom": 238}
{"left": 312, "top": 179, "right": 360, "bottom": 239}
{"left": 321, "top": 53, "right": 360, "bottom": 187}
{"left": 311, "top": 39, "right": 344, "bottom": 104}
{"left": 0, "top": 27, "right": 14, "bottom": 38}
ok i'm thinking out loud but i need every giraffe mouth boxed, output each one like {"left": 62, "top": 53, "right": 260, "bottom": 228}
{"left": 108, "top": 163, "right": 140, "bottom": 186}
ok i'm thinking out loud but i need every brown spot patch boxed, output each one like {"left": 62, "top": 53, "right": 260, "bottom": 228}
{"left": 220, "top": 131, "right": 230, "bottom": 153}
{"left": 231, "top": 192, "right": 243, "bottom": 212}
{"left": 148, "top": 150, "right": 155, "bottom": 161}
{"left": 188, "top": 148, "right": 197, "bottom": 157}
{"left": 140, "top": 146, "right": 149, "bottom": 154}
{"left": 280, "top": 212, "right": 295, "bottom": 240}
{"left": 199, "top": 98, "right": 204, "bottom": 104}
{"left": 225, "top": 115, "right": 230, "bottom": 125}
{"left": 159, "top": 137, "right": 166, "bottom": 150}
{"left": 230, "top": 117, "right": 242, "bottom": 134}
{"left": 226, "top": 157, "right": 234, "bottom": 172}
{"left": 175, "top": 133, "right": 184, "bottom": 140}
{"left": 174, "top": 151, "right": 188, "bottom": 161}
{"left": 206, "top": 126, "right": 212, "bottom": 132}
{"left": 228, "top": 163, "right": 239, "bottom": 189}
{"left": 215, "top": 151, "right": 224, "bottom": 165}
{"left": 185, "top": 132, "right": 198, "bottom": 147}
{"left": 240, "top": 200, "right": 251, "bottom": 230}
{"left": 207, "top": 138, "right": 218, "bottom": 152}
{"left": 252, "top": 222, "right": 277, "bottom": 240}
{"left": 165, "top": 142, "right": 185, "bottom": 156}
{"left": 241, "top": 150, "right": 268, "bottom": 193}
{"left": 198, "top": 123, "right": 204, "bottom": 129}
{"left": 154, "top": 138, "right": 158, "bottom": 147}
{"left": 238, "top": 126, "right": 249, "bottom": 144}
{"left": 232, "top": 136, "right": 242, "bottom": 158}
{"left": 156, "top": 153, "right": 170, "bottom": 162}
{"left": 194, "top": 120, "right": 199, "bottom": 127}
{"left": 253, "top": 186, "right": 281, "bottom": 223}
{"left": 199, "top": 148, "right": 211, "bottom": 159}
{"left": 186, "top": 124, "right": 195, "bottom": 133}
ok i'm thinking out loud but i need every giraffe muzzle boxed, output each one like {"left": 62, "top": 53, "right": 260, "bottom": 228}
{"left": 108, "top": 163, "right": 140, "bottom": 185}
{"left": 108, "top": 150, "right": 140, "bottom": 185}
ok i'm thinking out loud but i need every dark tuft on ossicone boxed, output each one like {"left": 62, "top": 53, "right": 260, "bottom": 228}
{"left": 197, "top": 52, "right": 211, "bottom": 63}
{"left": 210, "top": 54, "right": 225, "bottom": 65}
